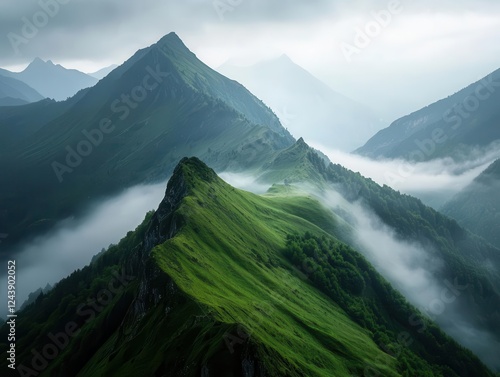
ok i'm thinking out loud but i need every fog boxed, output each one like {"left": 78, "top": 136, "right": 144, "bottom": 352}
{"left": 0, "top": 181, "right": 167, "bottom": 313}
{"left": 311, "top": 142, "right": 500, "bottom": 208}
{"left": 0, "top": 171, "right": 265, "bottom": 315}
{"left": 219, "top": 57, "right": 383, "bottom": 152}
{"left": 2, "top": 164, "right": 498, "bottom": 369}
{"left": 222, "top": 167, "right": 500, "bottom": 369}
{"left": 218, "top": 172, "right": 271, "bottom": 194}
{"left": 317, "top": 188, "right": 500, "bottom": 371}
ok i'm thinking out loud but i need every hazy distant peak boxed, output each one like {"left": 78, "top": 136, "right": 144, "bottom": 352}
{"left": 296, "top": 137, "right": 307, "bottom": 146}
{"left": 277, "top": 54, "right": 293, "bottom": 63}
{"left": 25, "top": 58, "right": 58, "bottom": 72}
{"left": 28, "top": 57, "right": 45, "bottom": 67}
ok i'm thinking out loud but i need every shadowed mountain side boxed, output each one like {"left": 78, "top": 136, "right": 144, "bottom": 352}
{"left": 0, "top": 32, "right": 293, "bottom": 250}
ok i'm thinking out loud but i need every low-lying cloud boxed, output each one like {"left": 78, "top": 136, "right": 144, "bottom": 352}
{"left": 0, "top": 181, "right": 167, "bottom": 313}
{"left": 317, "top": 188, "right": 500, "bottom": 371}
{"left": 311, "top": 141, "right": 500, "bottom": 208}
{"left": 218, "top": 171, "right": 271, "bottom": 194}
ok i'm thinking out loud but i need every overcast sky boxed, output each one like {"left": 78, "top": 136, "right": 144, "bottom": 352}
{"left": 1, "top": 0, "right": 499, "bottom": 120}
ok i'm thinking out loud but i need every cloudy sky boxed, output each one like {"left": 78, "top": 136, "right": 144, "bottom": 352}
{"left": 1, "top": 0, "right": 499, "bottom": 120}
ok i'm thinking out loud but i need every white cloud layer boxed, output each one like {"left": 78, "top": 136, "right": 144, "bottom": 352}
{"left": 0, "top": 181, "right": 167, "bottom": 310}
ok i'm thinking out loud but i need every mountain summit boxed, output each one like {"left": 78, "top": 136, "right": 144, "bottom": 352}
{"left": 0, "top": 32, "right": 293, "bottom": 248}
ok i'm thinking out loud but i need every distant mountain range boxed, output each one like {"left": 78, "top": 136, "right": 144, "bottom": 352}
{"left": 0, "top": 32, "right": 499, "bottom": 375}
{"left": 0, "top": 74, "right": 44, "bottom": 106}
{"left": 0, "top": 32, "right": 292, "bottom": 249}
{"left": 442, "top": 159, "right": 500, "bottom": 248}
{"left": 0, "top": 58, "right": 98, "bottom": 101}
{"left": 220, "top": 55, "right": 382, "bottom": 151}
{"left": 356, "top": 68, "right": 500, "bottom": 161}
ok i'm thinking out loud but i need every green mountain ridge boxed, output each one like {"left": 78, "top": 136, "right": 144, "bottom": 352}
{"left": 0, "top": 158, "right": 494, "bottom": 377}
{"left": 258, "top": 139, "right": 500, "bottom": 370}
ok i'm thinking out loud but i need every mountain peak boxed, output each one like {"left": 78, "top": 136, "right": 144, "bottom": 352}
{"left": 173, "top": 157, "right": 218, "bottom": 184}
{"left": 164, "top": 157, "right": 218, "bottom": 200}
{"left": 149, "top": 157, "right": 219, "bottom": 245}
{"left": 277, "top": 54, "right": 293, "bottom": 63}
{"left": 155, "top": 31, "right": 187, "bottom": 50}
{"left": 28, "top": 57, "right": 45, "bottom": 67}
{"left": 296, "top": 137, "right": 309, "bottom": 149}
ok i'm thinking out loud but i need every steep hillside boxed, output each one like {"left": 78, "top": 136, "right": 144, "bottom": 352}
{"left": 256, "top": 139, "right": 500, "bottom": 370}
{"left": 356, "top": 68, "right": 500, "bottom": 161}
{"left": 0, "top": 33, "right": 293, "bottom": 250}
{"left": 442, "top": 159, "right": 500, "bottom": 248}
{"left": 0, "top": 158, "right": 493, "bottom": 377}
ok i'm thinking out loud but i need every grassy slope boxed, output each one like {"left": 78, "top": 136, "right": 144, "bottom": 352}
{"left": 3, "top": 158, "right": 493, "bottom": 376}
{"left": 74, "top": 160, "right": 399, "bottom": 377}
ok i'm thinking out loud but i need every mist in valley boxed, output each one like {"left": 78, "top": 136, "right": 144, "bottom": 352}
{"left": 311, "top": 142, "right": 500, "bottom": 209}
{"left": 218, "top": 169, "right": 500, "bottom": 369}
{"left": 0, "top": 181, "right": 167, "bottom": 315}
{"left": 318, "top": 188, "right": 500, "bottom": 371}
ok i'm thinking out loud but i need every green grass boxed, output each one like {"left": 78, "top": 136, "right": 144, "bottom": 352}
{"left": 148, "top": 160, "right": 399, "bottom": 376}
{"left": 4, "top": 158, "right": 493, "bottom": 376}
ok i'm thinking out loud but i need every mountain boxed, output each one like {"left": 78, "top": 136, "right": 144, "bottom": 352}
{"left": 1, "top": 32, "right": 499, "bottom": 373}
{"left": 220, "top": 55, "right": 382, "bottom": 152}
{"left": 88, "top": 64, "right": 119, "bottom": 80}
{"left": 0, "top": 158, "right": 494, "bottom": 376}
{"left": 256, "top": 139, "right": 500, "bottom": 370}
{"left": 0, "top": 32, "right": 293, "bottom": 249}
{"left": 0, "top": 74, "right": 44, "bottom": 104}
{"left": 0, "top": 58, "right": 98, "bottom": 101}
{"left": 356, "top": 68, "right": 500, "bottom": 160}
{"left": 442, "top": 159, "right": 500, "bottom": 248}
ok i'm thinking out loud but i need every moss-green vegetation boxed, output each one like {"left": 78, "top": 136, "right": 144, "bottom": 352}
{"left": 0, "top": 158, "right": 495, "bottom": 376}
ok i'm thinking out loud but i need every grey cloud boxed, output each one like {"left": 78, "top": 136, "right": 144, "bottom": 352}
{"left": 0, "top": 180, "right": 167, "bottom": 311}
